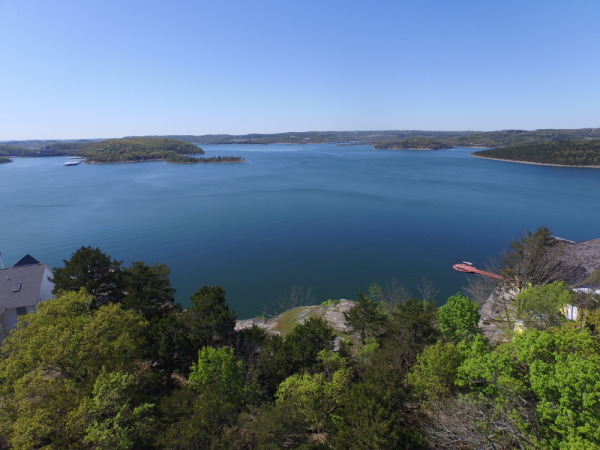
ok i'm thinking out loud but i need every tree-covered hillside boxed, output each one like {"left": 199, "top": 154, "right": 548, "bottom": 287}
{"left": 374, "top": 128, "right": 600, "bottom": 150}
{"left": 1, "top": 231, "right": 599, "bottom": 448}
{"left": 472, "top": 139, "right": 600, "bottom": 166}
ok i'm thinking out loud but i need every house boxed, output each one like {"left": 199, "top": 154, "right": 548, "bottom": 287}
{"left": 0, "top": 254, "right": 54, "bottom": 342}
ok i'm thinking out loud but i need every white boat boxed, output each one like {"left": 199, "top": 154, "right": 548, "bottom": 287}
{"left": 64, "top": 160, "right": 82, "bottom": 166}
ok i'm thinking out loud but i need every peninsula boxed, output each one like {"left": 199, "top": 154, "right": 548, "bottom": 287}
{"left": 471, "top": 140, "right": 600, "bottom": 167}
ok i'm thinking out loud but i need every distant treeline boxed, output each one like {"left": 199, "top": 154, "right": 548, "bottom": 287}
{"left": 4, "top": 129, "right": 600, "bottom": 166}
{"left": 373, "top": 128, "right": 600, "bottom": 150}
{"left": 4, "top": 128, "right": 600, "bottom": 151}
{"left": 472, "top": 139, "right": 600, "bottom": 166}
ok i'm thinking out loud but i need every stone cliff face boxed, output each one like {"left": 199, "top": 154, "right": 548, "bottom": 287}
{"left": 560, "top": 238, "right": 600, "bottom": 283}
{"left": 479, "top": 237, "right": 600, "bottom": 344}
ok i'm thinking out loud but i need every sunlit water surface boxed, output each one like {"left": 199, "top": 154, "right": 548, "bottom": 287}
{"left": 1, "top": 144, "right": 599, "bottom": 317}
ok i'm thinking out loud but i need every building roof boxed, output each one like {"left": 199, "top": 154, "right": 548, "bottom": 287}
{"left": 0, "top": 261, "right": 52, "bottom": 309}
{"left": 13, "top": 254, "right": 41, "bottom": 267}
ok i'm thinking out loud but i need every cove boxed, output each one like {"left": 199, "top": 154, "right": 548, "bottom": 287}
{"left": 1, "top": 143, "right": 599, "bottom": 318}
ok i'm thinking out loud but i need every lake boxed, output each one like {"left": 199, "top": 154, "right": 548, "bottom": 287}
{"left": 1, "top": 144, "right": 599, "bottom": 318}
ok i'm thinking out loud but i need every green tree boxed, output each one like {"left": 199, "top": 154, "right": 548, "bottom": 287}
{"left": 408, "top": 341, "right": 462, "bottom": 400}
{"left": 188, "top": 346, "right": 248, "bottom": 405}
{"left": 187, "top": 285, "right": 236, "bottom": 348}
{"left": 52, "top": 246, "right": 123, "bottom": 307}
{"left": 275, "top": 351, "right": 352, "bottom": 432}
{"left": 255, "top": 317, "right": 335, "bottom": 397}
{"left": 333, "top": 381, "right": 424, "bottom": 449}
{"left": 344, "top": 291, "right": 386, "bottom": 344}
{"left": 378, "top": 299, "right": 439, "bottom": 376}
{"left": 121, "top": 261, "right": 175, "bottom": 320}
{"left": 0, "top": 290, "right": 147, "bottom": 448}
{"left": 155, "top": 347, "right": 249, "bottom": 449}
{"left": 514, "top": 281, "right": 573, "bottom": 330}
{"left": 502, "top": 227, "right": 568, "bottom": 292}
{"left": 84, "top": 370, "right": 155, "bottom": 450}
{"left": 456, "top": 328, "right": 600, "bottom": 447}
{"left": 437, "top": 294, "right": 480, "bottom": 341}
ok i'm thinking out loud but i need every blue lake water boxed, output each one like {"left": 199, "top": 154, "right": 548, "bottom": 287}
{"left": 1, "top": 144, "right": 599, "bottom": 318}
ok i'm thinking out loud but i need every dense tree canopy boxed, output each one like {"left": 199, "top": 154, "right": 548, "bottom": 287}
{"left": 437, "top": 293, "right": 480, "bottom": 341}
{"left": 51, "top": 246, "right": 123, "bottom": 307}
{"left": 473, "top": 139, "right": 600, "bottom": 166}
{"left": 0, "top": 290, "right": 148, "bottom": 448}
{"left": 2, "top": 235, "right": 600, "bottom": 448}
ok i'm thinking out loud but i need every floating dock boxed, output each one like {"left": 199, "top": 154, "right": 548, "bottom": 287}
{"left": 452, "top": 262, "right": 505, "bottom": 281}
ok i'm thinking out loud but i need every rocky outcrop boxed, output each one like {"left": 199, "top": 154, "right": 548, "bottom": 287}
{"left": 560, "top": 238, "right": 600, "bottom": 283}
{"left": 235, "top": 299, "right": 356, "bottom": 336}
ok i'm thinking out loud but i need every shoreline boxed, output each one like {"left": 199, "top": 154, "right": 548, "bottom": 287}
{"left": 85, "top": 157, "right": 244, "bottom": 165}
{"left": 470, "top": 153, "right": 600, "bottom": 169}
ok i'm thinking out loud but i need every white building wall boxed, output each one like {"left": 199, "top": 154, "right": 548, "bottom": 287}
{"left": 38, "top": 267, "right": 54, "bottom": 302}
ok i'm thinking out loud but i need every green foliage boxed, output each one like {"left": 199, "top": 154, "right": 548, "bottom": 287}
{"left": 155, "top": 347, "right": 251, "bottom": 449}
{"left": 378, "top": 299, "right": 439, "bottom": 375}
{"left": 514, "top": 282, "right": 573, "bottom": 330}
{"left": 0, "top": 156, "right": 12, "bottom": 163}
{"left": 121, "top": 261, "right": 175, "bottom": 320}
{"left": 408, "top": 341, "right": 462, "bottom": 400}
{"left": 80, "top": 137, "right": 204, "bottom": 163}
{"left": 473, "top": 139, "right": 600, "bottom": 166}
{"left": 357, "top": 337, "right": 380, "bottom": 360}
{"left": 155, "top": 383, "right": 241, "bottom": 449}
{"left": 456, "top": 328, "right": 600, "bottom": 447}
{"left": 438, "top": 294, "right": 480, "bottom": 341}
{"left": 0, "top": 290, "right": 147, "bottom": 448}
{"left": 502, "top": 226, "right": 567, "bottom": 291}
{"left": 321, "top": 298, "right": 340, "bottom": 307}
{"left": 275, "top": 351, "right": 352, "bottom": 432}
{"left": 245, "top": 398, "right": 313, "bottom": 448}
{"left": 0, "top": 143, "right": 31, "bottom": 156}
{"left": 333, "top": 381, "right": 424, "bottom": 449}
{"left": 187, "top": 285, "right": 236, "bottom": 347}
{"left": 189, "top": 346, "right": 249, "bottom": 405}
{"left": 254, "top": 317, "right": 335, "bottom": 397}
{"left": 344, "top": 292, "right": 386, "bottom": 344}
{"left": 84, "top": 370, "right": 155, "bottom": 449}
{"left": 51, "top": 246, "right": 123, "bottom": 307}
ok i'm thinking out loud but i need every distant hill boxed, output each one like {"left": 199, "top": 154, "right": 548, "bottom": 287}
{"left": 472, "top": 139, "right": 600, "bottom": 167}
{"left": 373, "top": 128, "right": 600, "bottom": 150}
{"left": 4, "top": 129, "right": 600, "bottom": 164}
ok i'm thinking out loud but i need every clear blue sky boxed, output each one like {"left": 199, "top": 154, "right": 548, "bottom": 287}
{"left": 1, "top": 0, "right": 599, "bottom": 140}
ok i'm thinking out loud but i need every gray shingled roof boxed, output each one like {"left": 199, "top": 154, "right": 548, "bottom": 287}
{"left": 0, "top": 263, "right": 51, "bottom": 309}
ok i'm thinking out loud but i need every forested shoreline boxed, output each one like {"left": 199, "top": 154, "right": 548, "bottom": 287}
{"left": 0, "top": 137, "right": 244, "bottom": 164}
{"left": 1, "top": 228, "right": 599, "bottom": 448}
{"left": 471, "top": 139, "right": 600, "bottom": 167}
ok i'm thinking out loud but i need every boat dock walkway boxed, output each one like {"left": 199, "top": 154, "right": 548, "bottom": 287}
{"left": 452, "top": 262, "right": 505, "bottom": 281}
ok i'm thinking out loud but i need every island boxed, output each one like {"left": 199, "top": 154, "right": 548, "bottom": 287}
{"left": 70, "top": 137, "right": 243, "bottom": 164}
{"left": 0, "top": 156, "right": 12, "bottom": 164}
{"left": 471, "top": 139, "right": 600, "bottom": 167}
